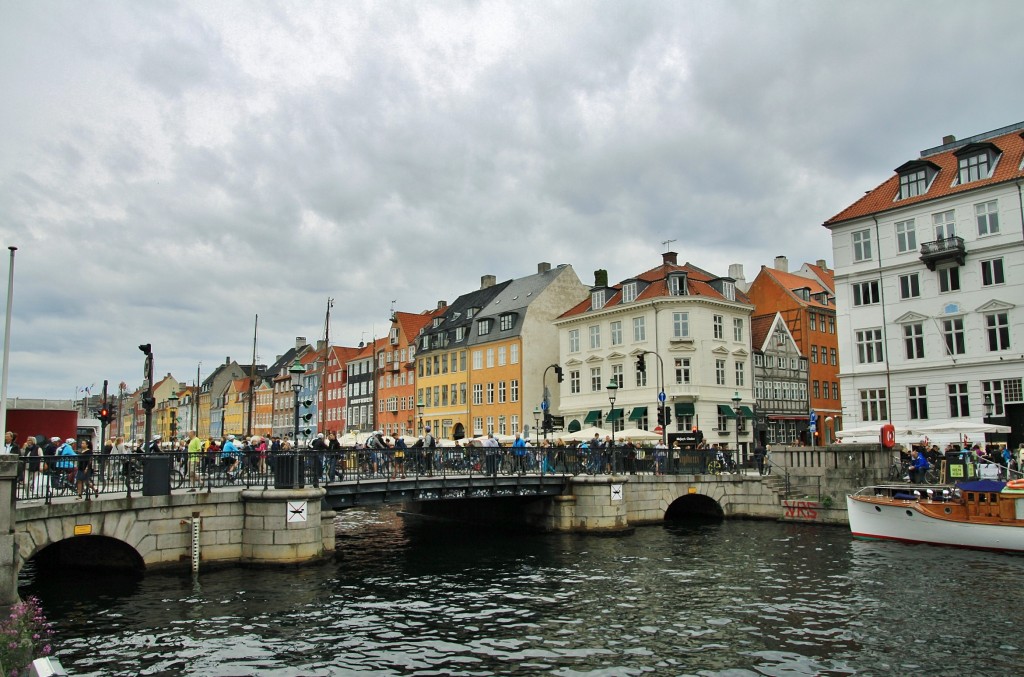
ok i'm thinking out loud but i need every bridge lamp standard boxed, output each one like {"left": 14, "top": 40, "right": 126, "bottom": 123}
{"left": 533, "top": 406, "right": 541, "bottom": 446}
{"left": 607, "top": 379, "right": 619, "bottom": 450}
{"left": 732, "top": 391, "right": 742, "bottom": 469}
{"left": 289, "top": 359, "right": 305, "bottom": 449}
{"left": 168, "top": 390, "right": 179, "bottom": 448}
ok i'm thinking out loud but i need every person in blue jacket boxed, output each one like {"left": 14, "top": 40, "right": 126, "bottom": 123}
{"left": 910, "top": 447, "right": 929, "bottom": 483}
{"left": 512, "top": 434, "right": 528, "bottom": 474}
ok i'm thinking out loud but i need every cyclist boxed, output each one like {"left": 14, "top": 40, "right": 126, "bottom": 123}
{"left": 221, "top": 435, "right": 241, "bottom": 479}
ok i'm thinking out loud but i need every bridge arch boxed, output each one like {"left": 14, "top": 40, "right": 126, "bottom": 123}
{"left": 30, "top": 535, "right": 144, "bottom": 573}
{"left": 664, "top": 493, "right": 724, "bottom": 521}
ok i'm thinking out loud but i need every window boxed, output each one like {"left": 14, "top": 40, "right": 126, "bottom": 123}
{"left": 899, "top": 273, "right": 920, "bottom": 299}
{"left": 832, "top": 382, "right": 839, "bottom": 400}
{"left": 590, "top": 367, "right": 602, "bottom": 392}
{"left": 860, "top": 389, "right": 888, "bottom": 421}
{"left": 486, "top": 382, "right": 494, "bottom": 404}
{"left": 852, "top": 280, "right": 880, "bottom": 306}
{"left": 938, "top": 266, "right": 960, "bottom": 293}
{"left": 674, "top": 357, "right": 691, "bottom": 385}
{"left": 813, "top": 381, "right": 820, "bottom": 399}
{"left": 904, "top": 323, "right": 925, "bottom": 360}
{"left": 486, "top": 348, "right": 494, "bottom": 368}
{"left": 569, "top": 370, "right": 581, "bottom": 394}
{"left": 611, "top": 364, "right": 624, "bottom": 388}
{"left": 510, "top": 345, "right": 518, "bottom": 364}
{"left": 497, "top": 346, "right": 506, "bottom": 366}
{"left": 715, "top": 359, "right": 726, "bottom": 385}
{"left": 622, "top": 282, "right": 638, "bottom": 303}
{"left": 635, "top": 361, "right": 647, "bottom": 387}
{"left": 735, "top": 361, "right": 745, "bottom": 387}
{"left": 498, "top": 381, "right": 506, "bottom": 403}
{"left": 591, "top": 290, "right": 606, "bottom": 310}
{"left": 899, "top": 170, "right": 926, "bottom": 199}
{"left": 713, "top": 315, "right": 724, "bottom": 339}
{"left": 478, "top": 319, "right": 493, "bottom": 336}
{"left": 933, "top": 210, "right": 956, "bottom": 240}
{"left": 981, "top": 258, "right": 1004, "bottom": 286}
{"left": 733, "top": 318, "right": 743, "bottom": 342}
{"left": 721, "top": 281, "right": 736, "bottom": 301}
{"left": 568, "top": 329, "right": 580, "bottom": 353}
{"left": 633, "top": 316, "right": 646, "bottom": 341}
{"left": 499, "top": 314, "right": 515, "bottom": 331}
{"left": 589, "top": 325, "right": 601, "bottom": 350}
{"left": 610, "top": 320, "right": 622, "bottom": 346}
{"left": 942, "top": 318, "right": 965, "bottom": 355}
{"left": 828, "top": 316, "right": 835, "bottom": 334}
{"left": 895, "top": 219, "right": 917, "bottom": 253}
{"left": 672, "top": 313, "right": 689, "bottom": 338}
{"left": 947, "top": 383, "right": 969, "bottom": 417}
{"left": 908, "top": 386, "right": 928, "bottom": 420}
{"left": 976, "top": 200, "right": 999, "bottom": 236}
{"left": 830, "top": 348, "right": 837, "bottom": 366}
{"left": 810, "top": 346, "right": 817, "bottom": 364}
{"left": 455, "top": 327, "right": 465, "bottom": 342}
{"left": 852, "top": 229, "right": 872, "bottom": 262}
{"left": 958, "top": 153, "right": 990, "bottom": 184}
{"left": 668, "top": 274, "right": 686, "bottom": 295}
{"left": 472, "top": 351, "right": 482, "bottom": 370}
{"left": 809, "top": 313, "right": 817, "bottom": 331}
{"left": 986, "top": 312, "right": 1010, "bottom": 351}
{"left": 856, "top": 328, "right": 884, "bottom": 364}
{"left": 473, "top": 384, "right": 483, "bottom": 405}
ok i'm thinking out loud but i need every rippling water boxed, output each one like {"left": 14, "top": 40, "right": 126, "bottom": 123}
{"left": 21, "top": 509, "right": 1024, "bottom": 676}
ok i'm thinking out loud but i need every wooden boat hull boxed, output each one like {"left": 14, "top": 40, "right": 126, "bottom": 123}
{"left": 847, "top": 492, "right": 1024, "bottom": 553}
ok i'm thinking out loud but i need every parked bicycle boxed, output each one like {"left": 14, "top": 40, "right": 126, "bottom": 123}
{"left": 706, "top": 449, "right": 737, "bottom": 475}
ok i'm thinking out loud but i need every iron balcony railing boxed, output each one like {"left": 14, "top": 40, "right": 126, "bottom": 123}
{"left": 919, "top": 236, "right": 966, "bottom": 270}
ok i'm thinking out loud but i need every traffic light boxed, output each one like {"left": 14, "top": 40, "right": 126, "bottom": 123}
{"left": 663, "top": 405, "right": 672, "bottom": 426}
{"left": 302, "top": 399, "right": 313, "bottom": 408}
{"left": 657, "top": 407, "right": 665, "bottom": 426}
{"left": 301, "top": 413, "right": 313, "bottom": 423}
{"left": 99, "top": 407, "right": 110, "bottom": 423}
{"left": 554, "top": 365, "right": 563, "bottom": 383}
{"left": 544, "top": 412, "right": 553, "bottom": 432}
{"left": 637, "top": 354, "right": 646, "bottom": 373}
{"left": 142, "top": 395, "right": 156, "bottom": 411}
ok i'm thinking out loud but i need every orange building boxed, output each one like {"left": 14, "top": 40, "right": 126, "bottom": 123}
{"left": 376, "top": 310, "right": 441, "bottom": 439}
{"left": 745, "top": 256, "right": 842, "bottom": 441}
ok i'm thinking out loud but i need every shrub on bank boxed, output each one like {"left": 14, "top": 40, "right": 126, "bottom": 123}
{"left": 0, "top": 596, "right": 54, "bottom": 676}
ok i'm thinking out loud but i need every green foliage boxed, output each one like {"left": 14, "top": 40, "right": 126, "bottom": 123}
{"left": 821, "top": 495, "right": 834, "bottom": 509}
{"left": 0, "top": 596, "right": 54, "bottom": 676}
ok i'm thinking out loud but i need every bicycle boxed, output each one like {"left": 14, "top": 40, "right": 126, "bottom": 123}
{"left": 706, "top": 450, "right": 736, "bottom": 476}
{"left": 48, "top": 467, "right": 77, "bottom": 495}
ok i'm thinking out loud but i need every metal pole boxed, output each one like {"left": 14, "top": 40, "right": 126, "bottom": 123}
{"left": 0, "top": 246, "right": 16, "bottom": 443}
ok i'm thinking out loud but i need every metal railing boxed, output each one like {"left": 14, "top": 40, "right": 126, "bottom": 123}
{"left": 14, "top": 446, "right": 758, "bottom": 503}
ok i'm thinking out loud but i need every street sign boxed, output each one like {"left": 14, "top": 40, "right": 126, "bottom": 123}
{"left": 550, "top": 415, "right": 565, "bottom": 430}
{"left": 810, "top": 411, "right": 818, "bottom": 425}
{"left": 540, "top": 400, "right": 549, "bottom": 411}
{"left": 658, "top": 391, "right": 666, "bottom": 403}
{"left": 809, "top": 423, "right": 817, "bottom": 433}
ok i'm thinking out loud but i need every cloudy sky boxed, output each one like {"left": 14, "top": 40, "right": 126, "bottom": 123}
{"left": 2, "top": 0, "right": 1023, "bottom": 401}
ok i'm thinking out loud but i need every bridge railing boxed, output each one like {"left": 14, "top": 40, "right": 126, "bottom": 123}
{"left": 14, "top": 446, "right": 751, "bottom": 503}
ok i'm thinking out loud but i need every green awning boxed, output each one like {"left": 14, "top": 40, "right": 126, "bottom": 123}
{"left": 628, "top": 406, "right": 647, "bottom": 421}
{"left": 674, "top": 402, "right": 695, "bottom": 416}
{"left": 606, "top": 408, "right": 624, "bottom": 422}
{"left": 567, "top": 419, "right": 582, "bottom": 433}
{"left": 739, "top": 405, "right": 756, "bottom": 419}
{"left": 717, "top": 404, "right": 737, "bottom": 419}
{"left": 584, "top": 410, "right": 602, "bottom": 424}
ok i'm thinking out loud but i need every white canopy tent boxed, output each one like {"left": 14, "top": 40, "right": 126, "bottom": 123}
{"left": 557, "top": 426, "right": 612, "bottom": 443}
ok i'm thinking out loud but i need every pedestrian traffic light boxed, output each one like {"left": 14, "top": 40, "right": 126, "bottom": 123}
{"left": 99, "top": 407, "right": 110, "bottom": 423}
{"left": 657, "top": 407, "right": 665, "bottom": 426}
{"left": 302, "top": 399, "right": 313, "bottom": 408}
{"left": 142, "top": 395, "right": 156, "bottom": 411}
{"left": 637, "top": 354, "right": 646, "bottom": 373}
{"left": 544, "top": 412, "right": 553, "bottom": 432}
{"left": 663, "top": 406, "right": 672, "bottom": 426}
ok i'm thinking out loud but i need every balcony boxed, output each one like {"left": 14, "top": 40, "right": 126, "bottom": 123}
{"left": 919, "top": 236, "right": 966, "bottom": 271}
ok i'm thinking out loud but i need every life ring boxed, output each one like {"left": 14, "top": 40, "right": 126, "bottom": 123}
{"left": 1006, "top": 479, "right": 1024, "bottom": 490}
{"left": 880, "top": 424, "right": 896, "bottom": 449}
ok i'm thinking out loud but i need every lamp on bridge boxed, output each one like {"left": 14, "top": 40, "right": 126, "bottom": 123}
{"left": 607, "top": 378, "right": 619, "bottom": 448}
{"left": 732, "top": 391, "right": 742, "bottom": 467}
{"left": 416, "top": 397, "right": 424, "bottom": 437}
{"left": 168, "top": 390, "right": 179, "bottom": 447}
{"left": 533, "top": 406, "right": 541, "bottom": 446}
{"left": 289, "top": 359, "right": 305, "bottom": 448}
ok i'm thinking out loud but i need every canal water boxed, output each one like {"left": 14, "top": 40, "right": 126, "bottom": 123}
{"left": 21, "top": 508, "right": 1024, "bottom": 676}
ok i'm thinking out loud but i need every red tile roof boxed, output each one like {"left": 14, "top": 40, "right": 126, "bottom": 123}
{"left": 824, "top": 127, "right": 1024, "bottom": 227}
{"left": 750, "top": 314, "right": 778, "bottom": 351}
{"left": 757, "top": 266, "right": 833, "bottom": 310}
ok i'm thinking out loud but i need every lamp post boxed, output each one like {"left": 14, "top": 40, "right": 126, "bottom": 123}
{"left": 533, "top": 406, "right": 541, "bottom": 446}
{"left": 983, "top": 394, "right": 994, "bottom": 420}
{"left": 732, "top": 391, "right": 742, "bottom": 469}
{"left": 607, "top": 379, "right": 619, "bottom": 448}
{"left": 416, "top": 397, "right": 424, "bottom": 437}
{"left": 289, "top": 359, "right": 304, "bottom": 447}
{"left": 168, "top": 391, "right": 179, "bottom": 449}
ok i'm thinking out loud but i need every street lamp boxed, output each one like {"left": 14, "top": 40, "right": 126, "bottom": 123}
{"left": 289, "top": 359, "right": 305, "bottom": 447}
{"left": 416, "top": 397, "right": 424, "bottom": 436}
{"left": 168, "top": 391, "right": 179, "bottom": 448}
{"left": 732, "top": 391, "right": 742, "bottom": 469}
{"left": 607, "top": 378, "right": 619, "bottom": 448}
{"left": 983, "top": 394, "right": 995, "bottom": 419}
{"left": 533, "top": 406, "right": 541, "bottom": 446}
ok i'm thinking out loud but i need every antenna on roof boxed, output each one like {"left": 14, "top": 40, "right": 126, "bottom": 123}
{"left": 662, "top": 239, "right": 676, "bottom": 252}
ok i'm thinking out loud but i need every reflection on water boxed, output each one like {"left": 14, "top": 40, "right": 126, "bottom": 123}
{"left": 21, "top": 508, "right": 1024, "bottom": 676}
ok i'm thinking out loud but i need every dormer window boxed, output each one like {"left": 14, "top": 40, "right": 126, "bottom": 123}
{"left": 894, "top": 160, "right": 939, "bottom": 199}
{"left": 622, "top": 281, "right": 638, "bottom": 303}
{"left": 499, "top": 313, "right": 515, "bottom": 331}
{"left": 668, "top": 273, "right": 688, "bottom": 296}
{"left": 466, "top": 307, "right": 479, "bottom": 319}
{"left": 954, "top": 142, "right": 1000, "bottom": 185}
{"left": 477, "top": 319, "right": 492, "bottom": 336}
{"left": 432, "top": 317, "right": 443, "bottom": 328}
{"left": 455, "top": 327, "right": 465, "bottom": 342}
{"left": 721, "top": 281, "right": 735, "bottom": 301}
{"left": 591, "top": 289, "right": 606, "bottom": 310}
{"left": 795, "top": 287, "right": 810, "bottom": 301}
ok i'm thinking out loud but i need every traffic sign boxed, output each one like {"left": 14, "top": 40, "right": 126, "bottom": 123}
{"left": 809, "top": 411, "right": 817, "bottom": 424}
{"left": 540, "top": 400, "right": 549, "bottom": 411}
{"left": 658, "top": 391, "right": 666, "bottom": 403}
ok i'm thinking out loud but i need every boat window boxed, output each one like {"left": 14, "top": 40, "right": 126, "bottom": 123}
{"left": 905, "top": 510, "right": 913, "bottom": 517}
{"left": 944, "top": 507, "right": 952, "bottom": 514}
{"left": 874, "top": 506, "right": 881, "bottom": 512}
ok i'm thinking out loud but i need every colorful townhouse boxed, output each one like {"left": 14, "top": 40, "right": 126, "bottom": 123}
{"left": 345, "top": 340, "right": 380, "bottom": 434}
{"left": 323, "top": 344, "right": 362, "bottom": 435}
{"left": 750, "top": 312, "right": 810, "bottom": 445}
{"left": 375, "top": 309, "right": 440, "bottom": 439}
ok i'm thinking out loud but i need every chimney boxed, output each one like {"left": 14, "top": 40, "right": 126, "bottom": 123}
{"left": 816, "top": 258, "right": 828, "bottom": 270}
{"left": 295, "top": 336, "right": 306, "bottom": 349}
{"left": 225, "top": 356, "right": 230, "bottom": 364}
{"left": 774, "top": 255, "right": 789, "bottom": 273}
{"left": 594, "top": 269, "right": 609, "bottom": 287}
{"left": 316, "top": 340, "right": 327, "bottom": 353}
{"left": 538, "top": 262, "right": 551, "bottom": 274}
{"left": 662, "top": 251, "right": 678, "bottom": 266}
{"left": 436, "top": 300, "right": 447, "bottom": 310}
{"left": 943, "top": 134, "right": 956, "bottom": 145}
{"left": 728, "top": 263, "right": 745, "bottom": 284}
{"left": 481, "top": 275, "right": 496, "bottom": 289}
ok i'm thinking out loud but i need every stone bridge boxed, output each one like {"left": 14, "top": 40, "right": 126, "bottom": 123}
{"left": 2, "top": 445, "right": 887, "bottom": 603}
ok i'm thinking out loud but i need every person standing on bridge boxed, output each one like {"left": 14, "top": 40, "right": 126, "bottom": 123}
{"left": 186, "top": 431, "right": 203, "bottom": 488}
{"left": 75, "top": 440, "right": 97, "bottom": 500}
